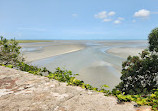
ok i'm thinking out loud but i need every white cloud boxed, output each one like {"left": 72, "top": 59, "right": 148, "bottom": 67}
{"left": 95, "top": 11, "right": 124, "bottom": 24}
{"left": 95, "top": 11, "right": 116, "bottom": 19}
{"left": 134, "top": 9, "right": 150, "bottom": 18}
{"left": 113, "top": 17, "right": 124, "bottom": 24}
{"left": 94, "top": 11, "right": 107, "bottom": 19}
{"left": 103, "top": 19, "right": 112, "bottom": 22}
{"left": 108, "top": 11, "right": 116, "bottom": 16}
{"left": 72, "top": 13, "right": 78, "bottom": 17}
{"left": 114, "top": 20, "right": 121, "bottom": 24}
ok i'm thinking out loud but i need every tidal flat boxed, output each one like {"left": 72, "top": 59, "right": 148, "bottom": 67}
{"left": 20, "top": 40, "right": 147, "bottom": 90}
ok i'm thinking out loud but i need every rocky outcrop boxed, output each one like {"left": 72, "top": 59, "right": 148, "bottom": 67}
{"left": 0, "top": 66, "right": 147, "bottom": 111}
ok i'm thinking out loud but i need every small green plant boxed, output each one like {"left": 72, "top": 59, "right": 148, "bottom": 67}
{"left": 47, "top": 67, "right": 78, "bottom": 82}
{"left": 115, "top": 90, "right": 158, "bottom": 110}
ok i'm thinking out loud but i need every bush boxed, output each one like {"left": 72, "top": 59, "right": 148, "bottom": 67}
{"left": 115, "top": 50, "right": 158, "bottom": 95}
{"left": 0, "top": 36, "right": 24, "bottom": 65}
{"left": 114, "top": 28, "right": 158, "bottom": 95}
{"left": 116, "top": 89, "right": 158, "bottom": 110}
{"left": 148, "top": 28, "right": 158, "bottom": 52}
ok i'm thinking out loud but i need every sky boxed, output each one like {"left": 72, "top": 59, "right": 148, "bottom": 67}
{"left": 0, "top": 0, "right": 158, "bottom": 40}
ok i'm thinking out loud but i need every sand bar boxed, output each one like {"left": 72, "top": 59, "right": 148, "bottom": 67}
{"left": 107, "top": 47, "right": 146, "bottom": 59}
{"left": 20, "top": 41, "right": 86, "bottom": 62}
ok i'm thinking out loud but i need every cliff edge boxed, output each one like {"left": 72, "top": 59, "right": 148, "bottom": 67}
{"left": 0, "top": 66, "right": 147, "bottom": 111}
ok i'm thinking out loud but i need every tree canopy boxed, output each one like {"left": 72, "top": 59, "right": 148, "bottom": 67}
{"left": 114, "top": 28, "right": 158, "bottom": 95}
{"left": 0, "top": 36, "right": 24, "bottom": 65}
{"left": 148, "top": 28, "right": 158, "bottom": 52}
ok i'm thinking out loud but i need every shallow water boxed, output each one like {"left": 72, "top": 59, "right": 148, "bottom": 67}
{"left": 22, "top": 40, "right": 147, "bottom": 90}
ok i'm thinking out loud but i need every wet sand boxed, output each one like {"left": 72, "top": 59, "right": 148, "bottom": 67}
{"left": 20, "top": 41, "right": 86, "bottom": 62}
{"left": 21, "top": 40, "right": 147, "bottom": 90}
{"left": 107, "top": 47, "right": 145, "bottom": 59}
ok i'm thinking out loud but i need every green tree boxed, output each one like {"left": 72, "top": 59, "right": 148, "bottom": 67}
{"left": 148, "top": 27, "right": 158, "bottom": 52}
{"left": 114, "top": 28, "right": 158, "bottom": 95}
{"left": 0, "top": 36, "right": 24, "bottom": 65}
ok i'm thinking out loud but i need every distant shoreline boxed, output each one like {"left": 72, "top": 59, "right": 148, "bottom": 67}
{"left": 17, "top": 40, "right": 53, "bottom": 43}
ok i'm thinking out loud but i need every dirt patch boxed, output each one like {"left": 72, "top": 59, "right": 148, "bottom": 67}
{"left": 0, "top": 77, "right": 17, "bottom": 89}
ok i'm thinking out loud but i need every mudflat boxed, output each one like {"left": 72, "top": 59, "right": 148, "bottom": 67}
{"left": 21, "top": 40, "right": 147, "bottom": 90}
{"left": 21, "top": 41, "right": 86, "bottom": 62}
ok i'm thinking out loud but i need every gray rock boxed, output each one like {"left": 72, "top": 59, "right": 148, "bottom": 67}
{"left": 0, "top": 66, "right": 148, "bottom": 111}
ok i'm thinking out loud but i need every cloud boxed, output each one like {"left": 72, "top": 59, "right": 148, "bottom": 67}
{"left": 103, "top": 19, "right": 112, "bottom": 22}
{"left": 94, "top": 11, "right": 107, "bottom": 19}
{"left": 134, "top": 9, "right": 150, "bottom": 18}
{"left": 72, "top": 13, "right": 78, "bottom": 17}
{"left": 95, "top": 11, "right": 116, "bottom": 19}
{"left": 114, "top": 20, "right": 121, "bottom": 24}
{"left": 95, "top": 11, "right": 116, "bottom": 23}
{"left": 113, "top": 17, "right": 124, "bottom": 24}
{"left": 108, "top": 11, "right": 115, "bottom": 16}
{"left": 95, "top": 11, "right": 124, "bottom": 24}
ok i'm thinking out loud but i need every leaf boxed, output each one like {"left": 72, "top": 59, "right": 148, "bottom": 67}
{"left": 101, "top": 84, "right": 109, "bottom": 88}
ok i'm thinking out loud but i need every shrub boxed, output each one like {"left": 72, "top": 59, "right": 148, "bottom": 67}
{"left": 0, "top": 36, "right": 24, "bottom": 65}
{"left": 115, "top": 50, "right": 158, "bottom": 95}
{"left": 116, "top": 89, "right": 158, "bottom": 110}
{"left": 114, "top": 28, "right": 158, "bottom": 95}
{"left": 148, "top": 27, "right": 158, "bottom": 52}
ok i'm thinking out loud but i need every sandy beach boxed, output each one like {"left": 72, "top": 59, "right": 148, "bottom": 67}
{"left": 21, "top": 40, "right": 147, "bottom": 90}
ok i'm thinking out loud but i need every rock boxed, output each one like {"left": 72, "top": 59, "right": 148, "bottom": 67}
{"left": 136, "top": 106, "right": 152, "bottom": 111}
{"left": 0, "top": 66, "right": 148, "bottom": 111}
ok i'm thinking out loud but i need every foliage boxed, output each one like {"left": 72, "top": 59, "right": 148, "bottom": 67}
{"left": 47, "top": 67, "right": 78, "bottom": 83}
{"left": 116, "top": 89, "right": 158, "bottom": 110}
{"left": 101, "top": 84, "right": 109, "bottom": 88}
{"left": 0, "top": 36, "right": 24, "bottom": 66}
{"left": 114, "top": 50, "right": 158, "bottom": 95}
{"left": 113, "top": 28, "right": 158, "bottom": 110}
{"left": 148, "top": 27, "right": 158, "bottom": 52}
{"left": 114, "top": 28, "right": 158, "bottom": 95}
{"left": 47, "top": 67, "right": 110, "bottom": 94}
{"left": 17, "top": 62, "right": 49, "bottom": 76}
